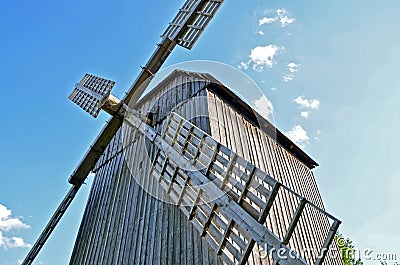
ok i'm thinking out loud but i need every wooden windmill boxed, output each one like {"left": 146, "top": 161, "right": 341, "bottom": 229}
{"left": 22, "top": 1, "right": 342, "bottom": 265}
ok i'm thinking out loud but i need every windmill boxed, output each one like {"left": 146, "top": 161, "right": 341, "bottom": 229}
{"left": 22, "top": 1, "right": 342, "bottom": 265}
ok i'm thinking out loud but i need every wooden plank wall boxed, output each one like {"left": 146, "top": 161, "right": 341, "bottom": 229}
{"left": 69, "top": 71, "right": 341, "bottom": 265}
{"left": 70, "top": 73, "right": 225, "bottom": 265}
{"left": 206, "top": 89, "right": 342, "bottom": 265}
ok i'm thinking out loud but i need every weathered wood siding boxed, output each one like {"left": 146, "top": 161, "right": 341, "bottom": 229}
{"left": 70, "top": 70, "right": 341, "bottom": 265}
{"left": 70, "top": 72, "right": 225, "bottom": 265}
{"left": 206, "top": 89, "right": 341, "bottom": 265}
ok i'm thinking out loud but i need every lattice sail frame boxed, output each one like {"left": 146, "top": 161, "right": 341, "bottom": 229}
{"left": 149, "top": 112, "right": 340, "bottom": 265}
{"left": 162, "top": 0, "right": 224, "bottom": 50}
{"left": 68, "top": 74, "right": 115, "bottom": 118}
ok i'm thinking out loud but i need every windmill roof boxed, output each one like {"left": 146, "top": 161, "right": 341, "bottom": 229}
{"left": 140, "top": 69, "right": 319, "bottom": 169}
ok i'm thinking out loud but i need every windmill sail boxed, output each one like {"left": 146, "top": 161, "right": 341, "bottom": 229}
{"left": 162, "top": 0, "right": 224, "bottom": 50}
{"left": 68, "top": 74, "right": 115, "bottom": 118}
{"left": 122, "top": 110, "right": 340, "bottom": 265}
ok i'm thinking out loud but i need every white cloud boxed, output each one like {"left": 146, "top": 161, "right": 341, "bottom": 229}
{"left": 259, "top": 9, "right": 295, "bottom": 28}
{"left": 0, "top": 204, "right": 29, "bottom": 231}
{"left": 0, "top": 231, "right": 31, "bottom": 250}
{"left": 300, "top": 111, "right": 309, "bottom": 118}
{"left": 239, "top": 45, "right": 282, "bottom": 72}
{"left": 276, "top": 9, "right": 295, "bottom": 27}
{"left": 282, "top": 74, "right": 294, "bottom": 82}
{"left": 314, "top": 130, "right": 321, "bottom": 141}
{"left": 285, "top": 125, "right": 309, "bottom": 148}
{"left": 257, "top": 30, "right": 264, "bottom": 36}
{"left": 0, "top": 204, "right": 30, "bottom": 250}
{"left": 250, "top": 45, "right": 280, "bottom": 69}
{"left": 294, "top": 95, "right": 320, "bottom": 110}
{"left": 259, "top": 17, "right": 277, "bottom": 26}
{"left": 287, "top": 62, "right": 299, "bottom": 73}
{"left": 282, "top": 63, "right": 299, "bottom": 82}
{"left": 253, "top": 95, "right": 274, "bottom": 119}
{"left": 0, "top": 204, "right": 30, "bottom": 231}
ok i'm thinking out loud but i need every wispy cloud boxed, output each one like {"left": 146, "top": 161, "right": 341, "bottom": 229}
{"left": 259, "top": 17, "right": 277, "bottom": 26}
{"left": 257, "top": 30, "right": 265, "bottom": 36}
{"left": 294, "top": 95, "right": 320, "bottom": 110}
{"left": 294, "top": 96, "right": 320, "bottom": 119}
{"left": 287, "top": 62, "right": 299, "bottom": 73}
{"left": 0, "top": 204, "right": 30, "bottom": 250}
{"left": 277, "top": 9, "right": 295, "bottom": 27}
{"left": 282, "top": 62, "right": 299, "bottom": 82}
{"left": 259, "top": 8, "right": 295, "bottom": 28}
{"left": 253, "top": 95, "right": 274, "bottom": 120}
{"left": 300, "top": 111, "right": 309, "bottom": 118}
{"left": 0, "top": 204, "right": 30, "bottom": 232}
{"left": 239, "top": 45, "right": 283, "bottom": 72}
{"left": 283, "top": 74, "right": 294, "bottom": 82}
{"left": 314, "top": 130, "right": 321, "bottom": 141}
{"left": 0, "top": 231, "right": 31, "bottom": 250}
{"left": 285, "top": 125, "right": 309, "bottom": 148}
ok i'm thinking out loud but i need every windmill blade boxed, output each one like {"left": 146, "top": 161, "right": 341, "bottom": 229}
{"left": 22, "top": 186, "right": 80, "bottom": 265}
{"left": 68, "top": 74, "right": 115, "bottom": 118}
{"left": 151, "top": 113, "right": 340, "bottom": 265}
{"left": 162, "top": 0, "right": 224, "bottom": 50}
{"left": 101, "top": 97, "right": 341, "bottom": 265}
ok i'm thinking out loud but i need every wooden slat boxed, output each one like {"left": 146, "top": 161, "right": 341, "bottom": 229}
{"left": 71, "top": 75, "right": 340, "bottom": 265}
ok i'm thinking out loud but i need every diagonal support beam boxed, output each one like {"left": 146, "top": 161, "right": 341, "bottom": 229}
{"left": 21, "top": 186, "right": 80, "bottom": 265}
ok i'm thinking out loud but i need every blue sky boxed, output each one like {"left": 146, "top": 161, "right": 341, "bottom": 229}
{"left": 1, "top": 0, "right": 400, "bottom": 264}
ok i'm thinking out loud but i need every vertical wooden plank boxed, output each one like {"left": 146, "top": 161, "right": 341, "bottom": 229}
{"left": 122, "top": 150, "right": 144, "bottom": 264}
{"left": 187, "top": 216, "right": 194, "bottom": 265}
{"left": 281, "top": 153, "right": 316, "bottom": 259}
{"left": 70, "top": 160, "right": 106, "bottom": 264}
{"left": 100, "top": 154, "right": 126, "bottom": 263}
{"left": 206, "top": 91, "right": 221, "bottom": 144}
{"left": 228, "top": 109, "right": 245, "bottom": 159}
{"left": 102, "top": 160, "right": 130, "bottom": 264}
{"left": 180, "top": 210, "right": 187, "bottom": 265}
{"left": 275, "top": 145, "right": 300, "bottom": 250}
{"left": 201, "top": 236, "right": 210, "bottom": 265}
{"left": 220, "top": 98, "right": 236, "bottom": 153}
{"left": 275, "top": 147, "right": 316, "bottom": 264}
{"left": 138, "top": 139, "right": 156, "bottom": 265}
{"left": 175, "top": 205, "right": 182, "bottom": 265}
{"left": 88, "top": 151, "right": 124, "bottom": 264}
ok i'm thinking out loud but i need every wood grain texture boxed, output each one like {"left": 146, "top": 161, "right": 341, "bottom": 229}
{"left": 70, "top": 70, "right": 341, "bottom": 265}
